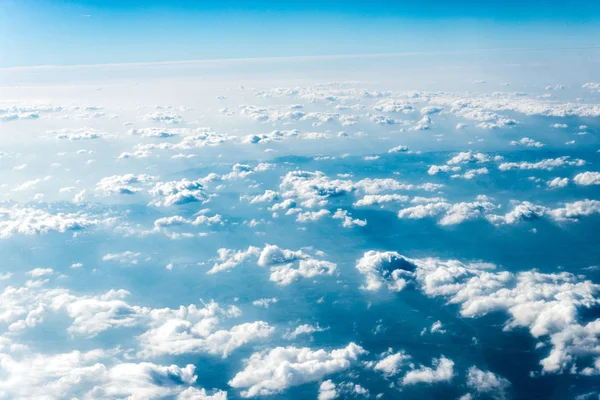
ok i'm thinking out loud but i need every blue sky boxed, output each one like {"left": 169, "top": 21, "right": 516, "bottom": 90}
{"left": 2, "top": 0, "right": 600, "bottom": 67}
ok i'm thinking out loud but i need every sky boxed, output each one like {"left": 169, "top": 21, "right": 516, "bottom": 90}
{"left": 2, "top": 0, "right": 600, "bottom": 67}
{"left": 1, "top": 2, "right": 600, "bottom": 400}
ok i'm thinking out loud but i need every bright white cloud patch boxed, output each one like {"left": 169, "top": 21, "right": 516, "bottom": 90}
{"left": 228, "top": 343, "right": 365, "bottom": 397}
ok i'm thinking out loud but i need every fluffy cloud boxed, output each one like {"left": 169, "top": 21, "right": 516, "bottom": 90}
{"left": 499, "top": 156, "right": 585, "bottom": 171}
{"left": 486, "top": 201, "right": 547, "bottom": 225}
{"left": 447, "top": 151, "right": 492, "bottom": 165}
{"left": 357, "top": 251, "right": 600, "bottom": 373}
{"left": 279, "top": 170, "right": 442, "bottom": 210}
{"left": 137, "top": 300, "right": 274, "bottom": 358}
{"left": 228, "top": 343, "right": 365, "bottom": 397}
{"left": 573, "top": 172, "right": 600, "bottom": 186}
{"left": 283, "top": 323, "right": 329, "bottom": 340}
{"left": 355, "top": 251, "right": 414, "bottom": 292}
{"left": 96, "top": 174, "right": 157, "bottom": 195}
{"left": 296, "top": 209, "right": 331, "bottom": 223}
{"left": 102, "top": 251, "right": 141, "bottom": 264}
{"left": 0, "top": 205, "right": 99, "bottom": 239}
{"left": 145, "top": 111, "right": 182, "bottom": 124}
{"left": 547, "top": 177, "right": 569, "bottom": 189}
{"left": 208, "top": 246, "right": 261, "bottom": 274}
{"left": 332, "top": 209, "right": 367, "bottom": 228}
{"left": 510, "top": 137, "right": 544, "bottom": 147}
{"left": 318, "top": 380, "right": 338, "bottom": 400}
{"left": 466, "top": 366, "right": 511, "bottom": 399}
{"left": 208, "top": 244, "right": 336, "bottom": 285}
{"left": 549, "top": 200, "right": 600, "bottom": 222}
{"left": 401, "top": 356, "right": 455, "bottom": 385}
{"left": 397, "top": 201, "right": 497, "bottom": 225}
{"left": 365, "top": 349, "right": 411, "bottom": 377}
{"left": 149, "top": 178, "right": 208, "bottom": 206}
{"left": 353, "top": 194, "right": 409, "bottom": 207}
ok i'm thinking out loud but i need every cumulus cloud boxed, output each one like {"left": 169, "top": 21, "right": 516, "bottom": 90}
{"left": 548, "top": 199, "right": 600, "bottom": 222}
{"left": 365, "top": 349, "right": 411, "bottom": 377}
{"left": 466, "top": 366, "right": 511, "bottom": 399}
{"left": 149, "top": 178, "right": 208, "bottom": 206}
{"left": 318, "top": 380, "right": 338, "bottom": 400}
{"left": 356, "top": 251, "right": 414, "bottom": 292}
{"left": 145, "top": 111, "right": 183, "bottom": 124}
{"left": 96, "top": 174, "right": 157, "bottom": 195}
{"left": 353, "top": 194, "right": 409, "bottom": 207}
{"left": 398, "top": 200, "right": 497, "bottom": 225}
{"left": 228, "top": 343, "right": 365, "bottom": 397}
{"left": 137, "top": 300, "right": 274, "bottom": 358}
{"left": 510, "top": 137, "right": 544, "bottom": 147}
{"left": 283, "top": 323, "right": 329, "bottom": 340}
{"left": 402, "top": 356, "right": 455, "bottom": 385}
{"left": 296, "top": 209, "right": 331, "bottom": 223}
{"left": 573, "top": 172, "right": 600, "bottom": 186}
{"left": 355, "top": 246, "right": 600, "bottom": 373}
{"left": 499, "top": 156, "right": 586, "bottom": 171}
{"left": 0, "top": 205, "right": 99, "bottom": 239}
{"left": 53, "top": 127, "right": 106, "bottom": 140}
{"left": 208, "top": 246, "right": 262, "bottom": 274}
{"left": 332, "top": 209, "right": 367, "bottom": 228}
{"left": 208, "top": 244, "right": 336, "bottom": 286}
{"left": 547, "top": 177, "right": 569, "bottom": 189}
{"left": 102, "top": 251, "right": 141, "bottom": 265}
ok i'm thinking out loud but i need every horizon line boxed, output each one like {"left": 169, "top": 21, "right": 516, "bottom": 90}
{"left": 2, "top": 45, "right": 600, "bottom": 72}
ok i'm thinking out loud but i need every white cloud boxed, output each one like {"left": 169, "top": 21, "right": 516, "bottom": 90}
{"left": 547, "top": 177, "right": 569, "bottom": 189}
{"left": 96, "top": 174, "right": 157, "bottom": 195}
{"left": 573, "top": 172, "right": 600, "bottom": 186}
{"left": 451, "top": 167, "right": 489, "bottom": 180}
{"left": 26, "top": 268, "right": 54, "bottom": 278}
{"left": 355, "top": 251, "right": 414, "bottom": 292}
{"left": 0, "top": 205, "right": 99, "bottom": 239}
{"left": 447, "top": 151, "right": 491, "bottom": 165}
{"left": 353, "top": 194, "right": 409, "bottom": 207}
{"left": 54, "top": 127, "right": 105, "bottom": 140}
{"left": 12, "top": 176, "right": 52, "bottom": 192}
{"left": 429, "top": 320, "right": 446, "bottom": 334}
{"left": 296, "top": 209, "right": 331, "bottom": 223}
{"left": 332, "top": 209, "right": 367, "bottom": 228}
{"left": 208, "top": 246, "right": 261, "bottom": 274}
{"left": 388, "top": 145, "right": 409, "bottom": 153}
{"left": 487, "top": 201, "right": 548, "bottom": 225}
{"left": 209, "top": 244, "right": 336, "bottom": 286}
{"left": 366, "top": 349, "right": 411, "bottom": 377}
{"left": 128, "top": 127, "right": 182, "bottom": 138}
{"left": 466, "top": 366, "right": 511, "bottom": 399}
{"left": 145, "top": 111, "right": 182, "bottom": 124}
{"left": 252, "top": 298, "right": 278, "bottom": 309}
{"left": 228, "top": 343, "right": 365, "bottom": 397}
{"left": 549, "top": 199, "right": 600, "bottom": 222}
{"left": 402, "top": 356, "right": 455, "bottom": 385}
{"left": 499, "top": 156, "right": 585, "bottom": 171}
{"left": 283, "top": 323, "right": 329, "bottom": 340}
{"left": 398, "top": 201, "right": 497, "bottom": 225}
{"left": 318, "top": 380, "right": 338, "bottom": 400}
{"left": 582, "top": 82, "right": 600, "bottom": 92}
{"left": 510, "top": 137, "right": 544, "bottom": 147}
{"left": 102, "top": 251, "right": 141, "bottom": 265}
{"left": 356, "top": 250, "right": 600, "bottom": 373}
{"left": 137, "top": 300, "right": 274, "bottom": 358}
{"left": 149, "top": 178, "right": 208, "bottom": 207}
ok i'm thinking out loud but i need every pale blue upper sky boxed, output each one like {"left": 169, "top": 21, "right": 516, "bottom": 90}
{"left": 1, "top": 0, "right": 600, "bottom": 68}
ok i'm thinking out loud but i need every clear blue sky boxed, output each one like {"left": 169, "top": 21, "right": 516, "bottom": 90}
{"left": 1, "top": 0, "right": 599, "bottom": 68}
